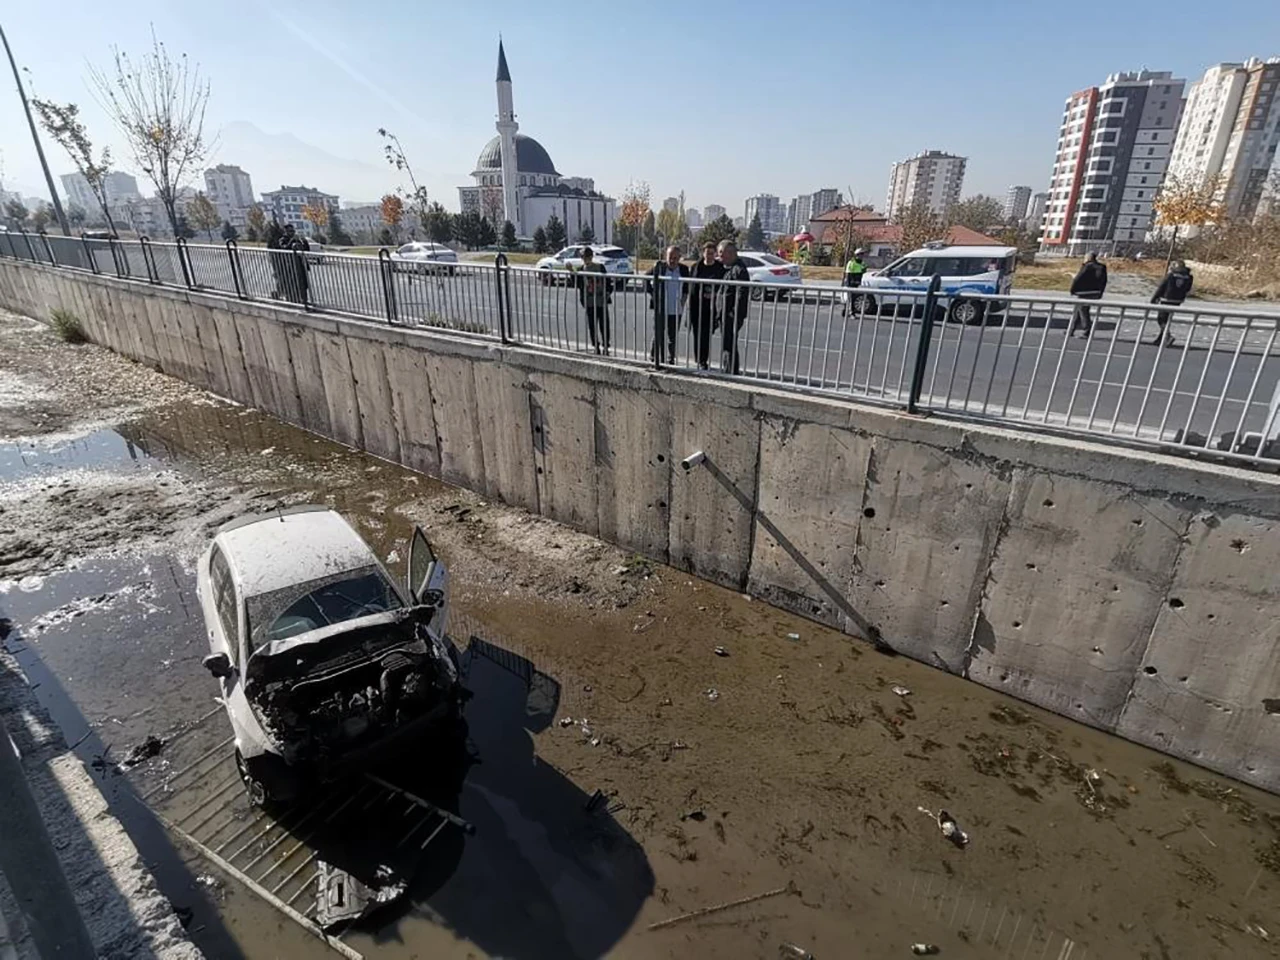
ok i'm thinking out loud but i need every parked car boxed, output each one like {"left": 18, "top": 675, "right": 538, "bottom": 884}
{"left": 390, "top": 241, "right": 459, "bottom": 276}
{"left": 853, "top": 243, "right": 1019, "bottom": 323}
{"left": 735, "top": 251, "right": 802, "bottom": 300}
{"left": 197, "top": 506, "right": 459, "bottom": 806}
{"left": 535, "top": 244, "right": 632, "bottom": 288}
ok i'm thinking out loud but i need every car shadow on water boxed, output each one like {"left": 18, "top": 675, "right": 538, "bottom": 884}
{"left": 311, "top": 636, "right": 654, "bottom": 960}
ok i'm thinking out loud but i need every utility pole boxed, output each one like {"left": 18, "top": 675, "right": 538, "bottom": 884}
{"left": 0, "top": 21, "right": 70, "bottom": 235}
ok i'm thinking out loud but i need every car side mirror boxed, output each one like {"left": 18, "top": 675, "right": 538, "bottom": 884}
{"left": 203, "top": 652, "right": 234, "bottom": 679}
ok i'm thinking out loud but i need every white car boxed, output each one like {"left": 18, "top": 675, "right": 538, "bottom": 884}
{"left": 390, "top": 241, "right": 459, "bottom": 276}
{"left": 735, "top": 251, "right": 802, "bottom": 300}
{"left": 854, "top": 243, "right": 1019, "bottom": 323}
{"left": 535, "top": 244, "right": 632, "bottom": 288}
{"left": 197, "top": 506, "right": 459, "bottom": 806}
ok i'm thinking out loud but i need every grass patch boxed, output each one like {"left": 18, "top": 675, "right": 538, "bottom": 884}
{"left": 49, "top": 307, "right": 87, "bottom": 344}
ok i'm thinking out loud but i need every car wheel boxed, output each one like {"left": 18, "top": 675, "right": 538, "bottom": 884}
{"left": 848, "top": 292, "right": 876, "bottom": 316}
{"left": 235, "top": 749, "right": 269, "bottom": 807}
{"left": 750, "top": 286, "right": 763, "bottom": 301}
{"left": 539, "top": 269, "right": 551, "bottom": 286}
{"left": 235, "top": 749, "right": 295, "bottom": 809}
{"left": 948, "top": 298, "right": 985, "bottom": 325}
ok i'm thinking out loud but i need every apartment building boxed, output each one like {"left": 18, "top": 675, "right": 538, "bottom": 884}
{"left": 59, "top": 171, "right": 141, "bottom": 213}
{"left": 662, "top": 196, "right": 680, "bottom": 213}
{"left": 1040, "top": 70, "right": 1185, "bottom": 255}
{"left": 809, "top": 188, "right": 842, "bottom": 217}
{"left": 684, "top": 207, "right": 703, "bottom": 229}
{"left": 885, "top": 150, "right": 966, "bottom": 219}
{"left": 744, "top": 194, "right": 785, "bottom": 234}
{"left": 1025, "top": 191, "right": 1049, "bottom": 232}
{"left": 203, "top": 164, "right": 256, "bottom": 229}
{"left": 259, "top": 185, "right": 340, "bottom": 237}
{"left": 786, "top": 194, "right": 813, "bottom": 235}
{"left": 1167, "top": 57, "right": 1280, "bottom": 226}
{"left": 1004, "top": 185, "right": 1032, "bottom": 223}
{"left": 703, "top": 204, "right": 726, "bottom": 223}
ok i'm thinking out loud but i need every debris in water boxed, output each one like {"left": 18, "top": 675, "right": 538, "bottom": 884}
{"left": 648, "top": 881, "right": 797, "bottom": 930}
{"left": 315, "top": 862, "right": 407, "bottom": 931}
{"left": 714, "top": 646, "right": 729, "bottom": 657}
{"left": 118, "top": 734, "right": 165, "bottom": 770}
{"left": 911, "top": 945, "right": 940, "bottom": 956}
{"left": 681, "top": 809, "right": 707, "bottom": 822}
{"left": 559, "top": 716, "right": 575, "bottom": 727}
{"left": 779, "top": 943, "right": 814, "bottom": 959}
{"left": 892, "top": 685, "right": 911, "bottom": 697}
{"left": 704, "top": 688, "right": 720, "bottom": 701}
{"left": 786, "top": 632, "right": 800, "bottom": 641}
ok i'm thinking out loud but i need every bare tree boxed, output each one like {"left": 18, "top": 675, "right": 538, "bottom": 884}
{"left": 30, "top": 99, "right": 116, "bottom": 233}
{"left": 378, "top": 128, "right": 430, "bottom": 231}
{"left": 89, "top": 31, "right": 211, "bottom": 238}
{"left": 186, "top": 191, "right": 220, "bottom": 241}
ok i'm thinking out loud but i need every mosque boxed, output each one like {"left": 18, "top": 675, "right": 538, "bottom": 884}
{"left": 457, "top": 42, "right": 615, "bottom": 243}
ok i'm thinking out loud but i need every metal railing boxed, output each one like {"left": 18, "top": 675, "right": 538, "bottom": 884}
{"left": 2, "top": 230, "right": 1278, "bottom": 470}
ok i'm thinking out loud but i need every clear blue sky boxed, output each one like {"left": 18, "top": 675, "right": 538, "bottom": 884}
{"left": 2, "top": 0, "right": 1278, "bottom": 216}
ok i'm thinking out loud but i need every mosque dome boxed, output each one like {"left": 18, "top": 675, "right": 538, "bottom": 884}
{"left": 475, "top": 134, "right": 559, "bottom": 176}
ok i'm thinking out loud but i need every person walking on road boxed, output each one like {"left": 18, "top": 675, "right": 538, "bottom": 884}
{"left": 1068, "top": 252, "right": 1107, "bottom": 338}
{"left": 689, "top": 241, "right": 725, "bottom": 370}
{"left": 841, "top": 247, "right": 868, "bottom": 316}
{"left": 718, "top": 240, "right": 751, "bottom": 375}
{"left": 575, "top": 246, "right": 612, "bottom": 356}
{"left": 1150, "top": 260, "right": 1194, "bottom": 347}
{"left": 648, "top": 246, "right": 690, "bottom": 366}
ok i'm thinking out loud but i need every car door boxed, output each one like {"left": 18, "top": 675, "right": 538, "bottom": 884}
{"left": 208, "top": 547, "right": 257, "bottom": 747}
{"left": 407, "top": 526, "right": 450, "bottom": 634}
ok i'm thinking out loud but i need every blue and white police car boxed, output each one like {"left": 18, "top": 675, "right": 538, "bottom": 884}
{"left": 852, "top": 242, "right": 1019, "bottom": 323}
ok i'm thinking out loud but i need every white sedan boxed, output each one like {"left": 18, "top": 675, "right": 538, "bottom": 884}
{"left": 390, "top": 241, "right": 459, "bottom": 276}
{"left": 535, "top": 245, "right": 632, "bottom": 288}
{"left": 197, "top": 506, "right": 459, "bottom": 806}
{"left": 735, "top": 251, "right": 802, "bottom": 300}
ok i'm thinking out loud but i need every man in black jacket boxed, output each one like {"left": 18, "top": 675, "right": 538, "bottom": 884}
{"left": 1068, "top": 252, "right": 1107, "bottom": 338}
{"left": 689, "top": 242, "right": 725, "bottom": 370}
{"left": 648, "top": 246, "right": 690, "bottom": 366}
{"left": 718, "top": 240, "right": 751, "bottom": 374}
{"left": 1150, "top": 260, "right": 1193, "bottom": 347}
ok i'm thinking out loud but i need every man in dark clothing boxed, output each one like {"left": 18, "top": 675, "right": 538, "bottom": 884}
{"left": 1068, "top": 251, "right": 1107, "bottom": 338}
{"left": 264, "top": 220, "right": 285, "bottom": 298}
{"left": 689, "top": 242, "right": 725, "bottom": 370}
{"left": 279, "top": 224, "right": 311, "bottom": 305}
{"left": 648, "top": 245, "right": 690, "bottom": 366}
{"left": 841, "top": 248, "right": 868, "bottom": 317}
{"left": 575, "top": 246, "right": 611, "bottom": 355}
{"left": 1150, "top": 260, "right": 1194, "bottom": 347}
{"left": 718, "top": 240, "right": 752, "bottom": 374}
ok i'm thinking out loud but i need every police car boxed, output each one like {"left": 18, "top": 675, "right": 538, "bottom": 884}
{"left": 851, "top": 242, "right": 1018, "bottom": 323}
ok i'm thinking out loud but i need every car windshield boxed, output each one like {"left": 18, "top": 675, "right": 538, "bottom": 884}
{"left": 245, "top": 565, "right": 402, "bottom": 653}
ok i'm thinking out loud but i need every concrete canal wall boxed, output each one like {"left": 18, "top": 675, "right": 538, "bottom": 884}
{"left": 3, "top": 259, "right": 1278, "bottom": 793}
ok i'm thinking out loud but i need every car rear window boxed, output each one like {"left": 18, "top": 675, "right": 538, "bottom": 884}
{"left": 739, "top": 256, "right": 763, "bottom": 268}
{"left": 246, "top": 566, "right": 402, "bottom": 652}
{"left": 598, "top": 248, "right": 629, "bottom": 259}
{"left": 758, "top": 254, "right": 787, "bottom": 265}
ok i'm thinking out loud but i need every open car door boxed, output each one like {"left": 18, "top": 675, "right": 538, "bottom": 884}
{"left": 407, "top": 526, "right": 450, "bottom": 632}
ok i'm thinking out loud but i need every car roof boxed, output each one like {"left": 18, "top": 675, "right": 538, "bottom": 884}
{"left": 215, "top": 506, "right": 379, "bottom": 598}
{"left": 902, "top": 245, "right": 1018, "bottom": 258}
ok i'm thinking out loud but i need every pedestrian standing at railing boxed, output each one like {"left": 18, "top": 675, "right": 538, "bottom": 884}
{"left": 1149, "top": 260, "right": 1193, "bottom": 348}
{"left": 718, "top": 240, "right": 751, "bottom": 374}
{"left": 279, "top": 224, "right": 311, "bottom": 305}
{"left": 265, "top": 221, "right": 285, "bottom": 299}
{"left": 648, "top": 246, "right": 689, "bottom": 366}
{"left": 1068, "top": 251, "right": 1107, "bottom": 339}
{"left": 689, "top": 242, "right": 725, "bottom": 370}
{"left": 575, "top": 246, "right": 612, "bottom": 356}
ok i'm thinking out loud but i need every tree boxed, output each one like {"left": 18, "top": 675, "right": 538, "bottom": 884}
{"left": 639, "top": 210, "right": 659, "bottom": 259}
{"left": 378, "top": 227, "right": 394, "bottom": 246}
{"left": 501, "top": 219, "right": 517, "bottom": 249}
{"left": 67, "top": 203, "right": 88, "bottom": 228}
{"left": 895, "top": 201, "right": 947, "bottom": 255}
{"left": 452, "top": 211, "right": 483, "bottom": 249}
{"left": 327, "top": 209, "right": 353, "bottom": 246}
{"left": 696, "top": 214, "right": 738, "bottom": 249}
{"left": 5, "top": 199, "right": 29, "bottom": 225}
{"left": 745, "top": 213, "right": 765, "bottom": 249}
{"left": 245, "top": 203, "right": 266, "bottom": 242}
{"left": 89, "top": 30, "right": 211, "bottom": 239}
{"left": 949, "top": 194, "right": 1004, "bottom": 232}
{"left": 656, "top": 207, "right": 688, "bottom": 247}
{"left": 380, "top": 194, "right": 405, "bottom": 241}
{"left": 173, "top": 214, "right": 196, "bottom": 239}
{"left": 545, "top": 213, "right": 567, "bottom": 250}
{"left": 31, "top": 206, "right": 51, "bottom": 232}
{"left": 301, "top": 200, "right": 330, "bottom": 237}
{"left": 187, "top": 191, "right": 220, "bottom": 241}
{"left": 478, "top": 217, "right": 497, "bottom": 247}
{"left": 425, "top": 202, "right": 452, "bottom": 244}
{"left": 618, "top": 180, "right": 651, "bottom": 261}
{"left": 30, "top": 98, "right": 117, "bottom": 234}
{"left": 532, "top": 225, "right": 548, "bottom": 253}
{"left": 1153, "top": 173, "right": 1225, "bottom": 265}
{"left": 479, "top": 185, "right": 505, "bottom": 226}
{"left": 378, "top": 127, "right": 432, "bottom": 234}
{"left": 220, "top": 220, "right": 238, "bottom": 242}
{"left": 577, "top": 223, "right": 595, "bottom": 243}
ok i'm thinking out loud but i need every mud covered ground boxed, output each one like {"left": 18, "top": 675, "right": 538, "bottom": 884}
{"left": 1, "top": 308, "right": 1277, "bottom": 959}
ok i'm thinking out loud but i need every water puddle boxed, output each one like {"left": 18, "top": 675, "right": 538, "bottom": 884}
{"left": 0, "top": 427, "right": 160, "bottom": 481}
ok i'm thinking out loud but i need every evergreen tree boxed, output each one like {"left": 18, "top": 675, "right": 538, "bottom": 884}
{"left": 220, "top": 220, "right": 238, "bottom": 242}
{"left": 545, "top": 213, "right": 567, "bottom": 250}
{"left": 327, "top": 211, "right": 354, "bottom": 245}
{"left": 532, "top": 225, "right": 548, "bottom": 253}
{"left": 478, "top": 217, "right": 497, "bottom": 247}
{"left": 452, "top": 212, "right": 483, "bottom": 249}
{"left": 425, "top": 202, "right": 453, "bottom": 243}
{"left": 174, "top": 215, "right": 196, "bottom": 239}
{"left": 696, "top": 214, "right": 738, "bottom": 249}
{"left": 501, "top": 219, "right": 517, "bottom": 249}
{"left": 378, "top": 227, "right": 394, "bottom": 245}
{"left": 746, "top": 213, "right": 765, "bottom": 249}
{"left": 577, "top": 223, "right": 596, "bottom": 243}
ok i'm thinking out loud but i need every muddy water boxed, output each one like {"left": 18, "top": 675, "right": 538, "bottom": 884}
{"left": 2, "top": 393, "right": 1278, "bottom": 959}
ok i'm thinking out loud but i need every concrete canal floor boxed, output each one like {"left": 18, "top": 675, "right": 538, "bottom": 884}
{"left": 0, "top": 309, "right": 1277, "bottom": 959}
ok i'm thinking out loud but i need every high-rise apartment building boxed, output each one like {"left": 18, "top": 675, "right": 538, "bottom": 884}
{"left": 662, "top": 196, "right": 680, "bottom": 213}
{"left": 684, "top": 207, "right": 703, "bottom": 229}
{"left": 1167, "top": 57, "right": 1280, "bottom": 226}
{"left": 808, "top": 188, "right": 842, "bottom": 217}
{"left": 703, "top": 203, "right": 726, "bottom": 223}
{"left": 1004, "top": 185, "right": 1032, "bottom": 223}
{"left": 59, "top": 171, "right": 141, "bottom": 212}
{"left": 886, "top": 150, "right": 966, "bottom": 219}
{"left": 259, "top": 185, "right": 341, "bottom": 237}
{"left": 744, "top": 194, "right": 785, "bottom": 234}
{"left": 1025, "top": 191, "right": 1049, "bottom": 232}
{"left": 786, "top": 194, "right": 814, "bottom": 235}
{"left": 1040, "top": 69, "right": 1185, "bottom": 254}
{"left": 203, "top": 164, "right": 256, "bottom": 229}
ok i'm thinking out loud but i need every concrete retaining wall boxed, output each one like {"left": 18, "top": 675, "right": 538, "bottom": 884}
{"left": 4, "top": 260, "right": 1278, "bottom": 793}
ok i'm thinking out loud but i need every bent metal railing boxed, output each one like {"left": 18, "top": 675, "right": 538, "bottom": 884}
{"left": 2, "top": 230, "right": 1278, "bottom": 470}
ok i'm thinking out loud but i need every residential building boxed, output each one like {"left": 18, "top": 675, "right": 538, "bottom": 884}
{"left": 1166, "top": 57, "right": 1280, "bottom": 228}
{"left": 662, "top": 196, "right": 679, "bottom": 213}
{"left": 1025, "top": 191, "right": 1049, "bottom": 232}
{"left": 885, "top": 150, "right": 966, "bottom": 219}
{"left": 744, "top": 194, "right": 785, "bottom": 234}
{"left": 341, "top": 204, "right": 387, "bottom": 243}
{"left": 732, "top": 216, "right": 745, "bottom": 230}
{"left": 1040, "top": 69, "right": 1186, "bottom": 255}
{"left": 1004, "top": 185, "right": 1032, "bottom": 223}
{"left": 203, "top": 164, "right": 255, "bottom": 229}
{"left": 113, "top": 187, "right": 198, "bottom": 238}
{"left": 703, "top": 204, "right": 726, "bottom": 223}
{"left": 59, "top": 171, "right": 141, "bottom": 213}
{"left": 260, "top": 185, "right": 341, "bottom": 237}
{"left": 808, "top": 207, "right": 1002, "bottom": 266}
{"left": 809, "top": 188, "right": 843, "bottom": 217}
{"left": 684, "top": 207, "right": 703, "bottom": 229}
{"left": 787, "top": 194, "right": 813, "bottom": 235}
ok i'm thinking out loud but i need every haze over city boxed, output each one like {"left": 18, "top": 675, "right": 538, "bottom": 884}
{"left": 3, "top": 0, "right": 1278, "bottom": 213}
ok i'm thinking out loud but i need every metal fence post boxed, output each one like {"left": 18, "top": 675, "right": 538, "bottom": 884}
{"left": 21, "top": 231, "right": 37, "bottom": 262}
{"left": 139, "top": 236, "right": 160, "bottom": 284}
{"left": 377, "top": 249, "right": 397, "bottom": 323}
{"left": 225, "top": 239, "right": 245, "bottom": 298}
{"left": 107, "top": 236, "right": 125, "bottom": 277}
{"left": 81, "top": 236, "right": 100, "bottom": 274}
{"left": 907, "top": 274, "right": 942, "bottom": 415}
{"left": 494, "top": 252, "right": 509, "bottom": 344}
{"left": 293, "top": 249, "right": 311, "bottom": 311}
{"left": 175, "top": 236, "right": 194, "bottom": 288}
{"left": 39, "top": 231, "right": 56, "bottom": 266}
